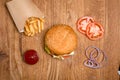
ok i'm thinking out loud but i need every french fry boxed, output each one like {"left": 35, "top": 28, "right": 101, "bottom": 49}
{"left": 30, "top": 32, "right": 34, "bottom": 36}
{"left": 39, "top": 18, "right": 44, "bottom": 22}
{"left": 24, "top": 30, "right": 28, "bottom": 36}
{"left": 41, "top": 22, "right": 44, "bottom": 30}
{"left": 24, "top": 30, "right": 32, "bottom": 36}
{"left": 27, "top": 32, "right": 32, "bottom": 36}
{"left": 24, "top": 17, "right": 44, "bottom": 37}
{"left": 29, "top": 24, "right": 35, "bottom": 36}
{"left": 37, "top": 20, "right": 41, "bottom": 32}
{"left": 40, "top": 18, "right": 44, "bottom": 30}
{"left": 24, "top": 24, "right": 30, "bottom": 33}
{"left": 33, "top": 22, "right": 38, "bottom": 33}
{"left": 29, "top": 19, "right": 38, "bottom": 24}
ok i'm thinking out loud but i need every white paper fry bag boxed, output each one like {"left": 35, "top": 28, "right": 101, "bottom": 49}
{"left": 6, "top": 0, "right": 44, "bottom": 32}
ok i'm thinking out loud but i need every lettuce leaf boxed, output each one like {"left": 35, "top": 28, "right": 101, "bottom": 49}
{"left": 44, "top": 46, "right": 51, "bottom": 54}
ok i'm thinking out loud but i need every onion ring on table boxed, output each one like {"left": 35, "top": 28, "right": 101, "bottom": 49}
{"left": 85, "top": 46, "right": 100, "bottom": 59}
{"left": 84, "top": 46, "right": 107, "bottom": 69}
{"left": 84, "top": 59, "right": 100, "bottom": 69}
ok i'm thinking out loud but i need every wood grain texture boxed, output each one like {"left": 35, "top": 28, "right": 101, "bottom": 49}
{"left": 0, "top": 0, "right": 120, "bottom": 80}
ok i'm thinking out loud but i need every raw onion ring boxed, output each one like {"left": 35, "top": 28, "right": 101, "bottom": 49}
{"left": 84, "top": 46, "right": 107, "bottom": 69}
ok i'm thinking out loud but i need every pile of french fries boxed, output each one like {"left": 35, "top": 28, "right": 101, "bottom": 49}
{"left": 24, "top": 17, "right": 44, "bottom": 36}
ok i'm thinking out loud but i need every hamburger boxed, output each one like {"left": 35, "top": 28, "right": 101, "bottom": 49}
{"left": 44, "top": 24, "right": 77, "bottom": 60}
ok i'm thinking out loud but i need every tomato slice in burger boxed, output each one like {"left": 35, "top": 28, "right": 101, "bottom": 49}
{"left": 63, "top": 55, "right": 70, "bottom": 58}
{"left": 86, "top": 22, "right": 104, "bottom": 40}
{"left": 76, "top": 16, "right": 94, "bottom": 34}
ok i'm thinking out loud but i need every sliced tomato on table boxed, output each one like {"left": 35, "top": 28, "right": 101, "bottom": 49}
{"left": 76, "top": 16, "right": 94, "bottom": 34}
{"left": 86, "top": 22, "right": 104, "bottom": 40}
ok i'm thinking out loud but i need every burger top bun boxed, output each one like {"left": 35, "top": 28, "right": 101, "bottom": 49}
{"left": 45, "top": 24, "right": 77, "bottom": 55}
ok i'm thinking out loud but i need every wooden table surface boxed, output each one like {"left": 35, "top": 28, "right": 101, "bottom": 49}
{"left": 0, "top": 0, "right": 120, "bottom": 80}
